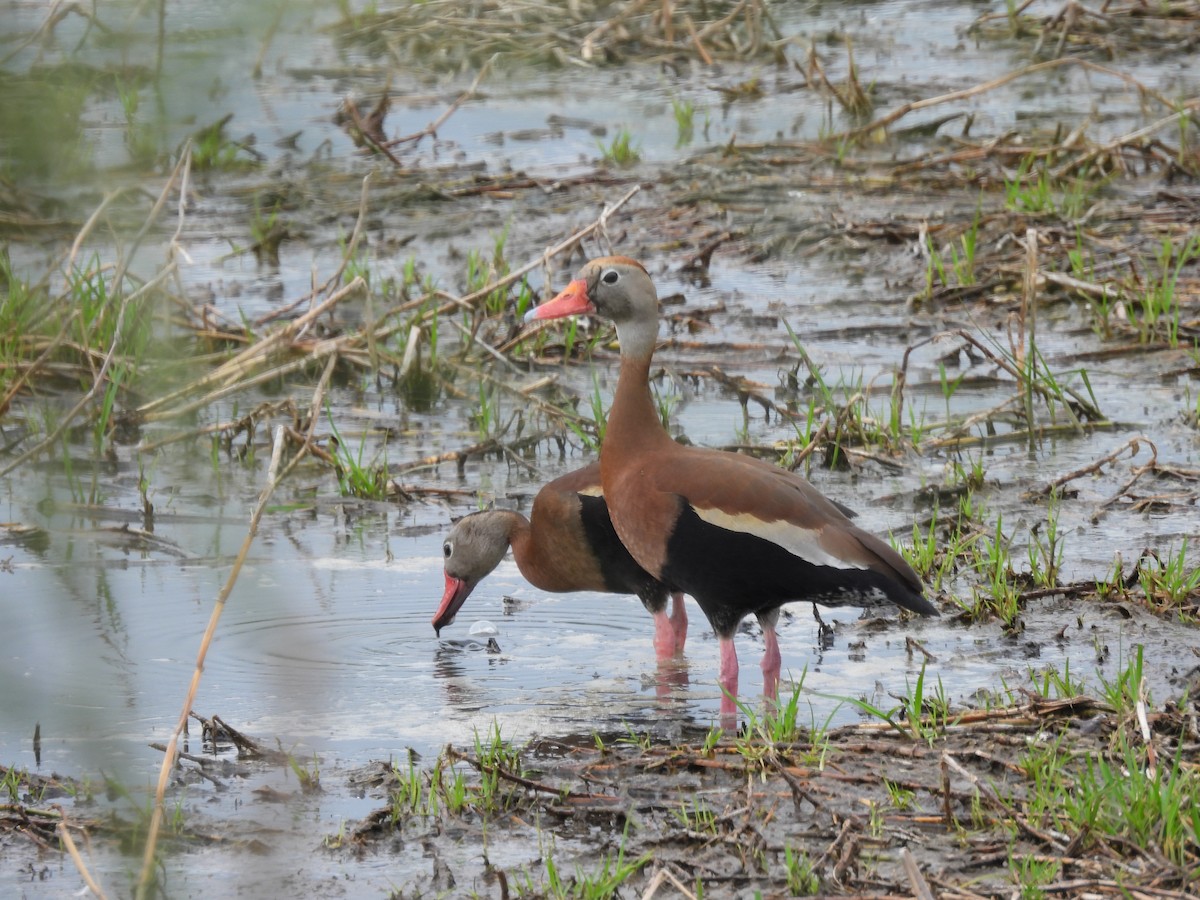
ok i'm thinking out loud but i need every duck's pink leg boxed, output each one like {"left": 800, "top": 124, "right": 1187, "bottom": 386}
{"left": 651, "top": 609, "right": 676, "bottom": 661}
{"left": 718, "top": 635, "right": 740, "bottom": 723}
{"left": 669, "top": 592, "right": 688, "bottom": 654}
{"left": 758, "top": 610, "right": 782, "bottom": 702}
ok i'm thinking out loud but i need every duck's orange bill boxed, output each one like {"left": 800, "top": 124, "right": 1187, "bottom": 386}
{"left": 527, "top": 278, "right": 595, "bottom": 320}
{"left": 432, "top": 572, "right": 472, "bottom": 635}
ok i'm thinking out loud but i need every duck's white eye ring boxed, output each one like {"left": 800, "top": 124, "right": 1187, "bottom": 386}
{"left": 601, "top": 269, "right": 620, "bottom": 285}
{"left": 443, "top": 541, "right": 453, "bottom": 558}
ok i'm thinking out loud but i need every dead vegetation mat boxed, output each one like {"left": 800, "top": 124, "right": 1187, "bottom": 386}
{"left": 342, "top": 691, "right": 1200, "bottom": 898}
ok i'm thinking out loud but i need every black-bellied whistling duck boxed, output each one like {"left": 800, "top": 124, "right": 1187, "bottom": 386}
{"left": 432, "top": 462, "right": 688, "bottom": 661}
{"left": 529, "top": 256, "right": 938, "bottom": 722}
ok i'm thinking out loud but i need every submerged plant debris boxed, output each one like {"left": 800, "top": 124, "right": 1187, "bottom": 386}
{"left": 338, "top": 670, "right": 1200, "bottom": 898}
{"left": 6, "top": 662, "right": 1197, "bottom": 897}
{"left": 2, "top": 0, "right": 1200, "bottom": 896}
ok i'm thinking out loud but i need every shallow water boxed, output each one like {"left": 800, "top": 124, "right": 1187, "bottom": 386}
{"left": 3, "top": 0, "right": 1200, "bottom": 894}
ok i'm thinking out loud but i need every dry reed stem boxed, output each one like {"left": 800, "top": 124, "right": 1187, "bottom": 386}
{"left": 639, "top": 865, "right": 698, "bottom": 900}
{"left": 65, "top": 189, "right": 130, "bottom": 278}
{"left": 942, "top": 751, "right": 1068, "bottom": 849}
{"left": 396, "top": 182, "right": 642, "bottom": 334}
{"left": 0, "top": 0, "right": 103, "bottom": 67}
{"left": 0, "top": 148, "right": 189, "bottom": 474}
{"left": 388, "top": 54, "right": 496, "bottom": 149}
{"left": 1136, "top": 675, "right": 1158, "bottom": 780}
{"left": 582, "top": 0, "right": 658, "bottom": 60}
{"left": 134, "top": 186, "right": 636, "bottom": 433}
{"left": 1049, "top": 103, "right": 1200, "bottom": 180}
{"left": 135, "top": 352, "right": 339, "bottom": 898}
{"left": 56, "top": 816, "right": 108, "bottom": 900}
{"left": 900, "top": 847, "right": 936, "bottom": 900}
{"left": 1094, "top": 441, "right": 1166, "bottom": 517}
{"left": 0, "top": 309, "right": 80, "bottom": 419}
{"left": 1020, "top": 227, "right": 1038, "bottom": 452}
{"left": 135, "top": 399, "right": 298, "bottom": 454}
{"left": 838, "top": 57, "right": 1180, "bottom": 144}
{"left": 0, "top": 261, "right": 176, "bottom": 479}
{"left": 1032, "top": 434, "right": 1154, "bottom": 497}
{"left": 134, "top": 276, "right": 364, "bottom": 420}
{"left": 135, "top": 340, "right": 333, "bottom": 426}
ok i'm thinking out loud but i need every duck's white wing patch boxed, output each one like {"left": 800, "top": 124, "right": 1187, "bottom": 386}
{"left": 692, "top": 506, "right": 865, "bottom": 570}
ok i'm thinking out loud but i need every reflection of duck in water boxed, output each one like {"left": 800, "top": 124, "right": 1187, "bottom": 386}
{"left": 529, "top": 257, "right": 939, "bottom": 724}
{"left": 437, "top": 621, "right": 502, "bottom": 654}
{"left": 432, "top": 463, "right": 688, "bottom": 662}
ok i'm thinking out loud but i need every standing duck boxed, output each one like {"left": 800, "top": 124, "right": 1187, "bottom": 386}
{"left": 529, "top": 256, "right": 938, "bottom": 721}
{"left": 433, "top": 462, "right": 688, "bottom": 661}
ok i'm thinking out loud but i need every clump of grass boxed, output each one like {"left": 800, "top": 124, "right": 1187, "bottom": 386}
{"left": 68, "top": 255, "right": 154, "bottom": 369}
{"left": 388, "top": 758, "right": 427, "bottom": 822}
{"left": 903, "top": 511, "right": 947, "bottom": 587}
{"left": 519, "top": 820, "right": 650, "bottom": 899}
{"left": 471, "top": 722, "right": 525, "bottom": 813}
{"left": 1135, "top": 541, "right": 1200, "bottom": 616}
{"left": 326, "top": 408, "right": 390, "bottom": 500}
{"left": 1013, "top": 649, "right": 1200, "bottom": 867}
{"left": 288, "top": 753, "right": 321, "bottom": 793}
{"left": 834, "top": 37, "right": 873, "bottom": 118}
{"left": 924, "top": 203, "right": 983, "bottom": 297}
{"left": 1008, "top": 851, "right": 1060, "bottom": 900}
{"left": 117, "top": 77, "right": 159, "bottom": 168}
{"left": 598, "top": 128, "right": 640, "bottom": 166}
{"left": 671, "top": 97, "right": 696, "bottom": 146}
{"left": 471, "top": 382, "right": 502, "bottom": 440}
{"left": 1121, "top": 234, "right": 1200, "bottom": 347}
{"left": 189, "top": 115, "right": 260, "bottom": 172}
{"left": 1027, "top": 659, "right": 1086, "bottom": 700}
{"left": 430, "top": 757, "right": 469, "bottom": 815}
{"left": 673, "top": 798, "right": 717, "bottom": 834}
{"left": 1025, "top": 491, "right": 1064, "bottom": 590}
{"left": 783, "top": 846, "right": 820, "bottom": 895}
{"left": 250, "top": 198, "right": 289, "bottom": 266}
{"left": 464, "top": 227, "right": 514, "bottom": 314}
{"left": 827, "top": 661, "right": 953, "bottom": 745}
{"left": 732, "top": 672, "right": 837, "bottom": 768}
{"left": 883, "top": 778, "right": 916, "bottom": 810}
{"left": 1004, "top": 155, "right": 1056, "bottom": 215}
{"left": 965, "top": 514, "right": 1021, "bottom": 628}
{"left": 2, "top": 765, "right": 47, "bottom": 804}
{"left": 1003, "top": 154, "right": 1107, "bottom": 220}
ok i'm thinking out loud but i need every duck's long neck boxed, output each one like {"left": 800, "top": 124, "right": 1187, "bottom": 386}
{"left": 502, "top": 512, "right": 538, "bottom": 579}
{"left": 604, "top": 319, "right": 673, "bottom": 457}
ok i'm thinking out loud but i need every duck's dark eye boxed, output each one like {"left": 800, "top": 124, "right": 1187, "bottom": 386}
{"left": 443, "top": 542, "right": 453, "bottom": 558}
{"left": 601, "top": 269, "right": 619, "bottom": 285}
